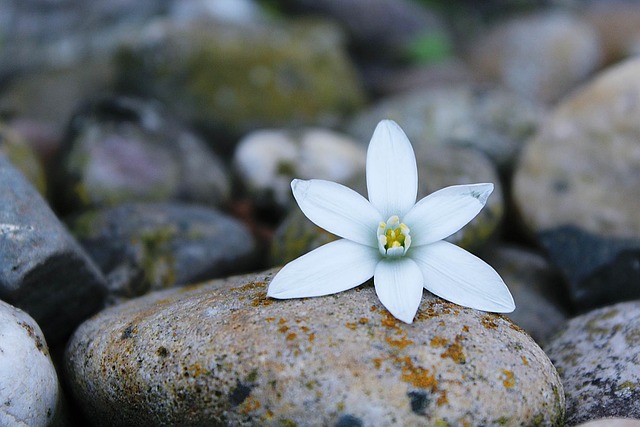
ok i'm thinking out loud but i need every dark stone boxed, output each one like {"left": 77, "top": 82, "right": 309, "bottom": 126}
{"left": 228, "top": 382, "right": 252, "bottom": 406}
{"left": 334, "top": 414, "right": 364, "bottom": 427}
{"left": 0, "top": 154, "right": 107, "bottom": 345}
{"left": 407, "top": 391, "right": 430, "bottom": 416}
{"left": 67, "top": 202, "right": 257, "bottom": 302}
{"left": 537, "top": 225, "right": 640, "bottom": 311}
{"left": 54, "top": 96, "right": 229, "bottom": 213}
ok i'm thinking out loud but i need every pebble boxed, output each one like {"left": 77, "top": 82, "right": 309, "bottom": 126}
{"left": 0, "top": 299, "right": 63, "bottom": 427}
{"left": 482, "top": 245, "right": 568, "bottom": 344}
{"left": 346, "top": 84, "right": 542, "bottom": 173}
{"left": 234, "top": 127, "right": 366, "bottom": 209}
{"left": 66, "top": 269, "right": 565, "bottom": 426}
{"left": 544, "top": 301, "right": 640, "bottom": 425}
{"left": 115, "top": 17, "right": 364, "bottom": 134}
{"left": 55, "top": 96, "right": 230, "bottom": 212}
{"left": 0, "top": 154, "right": 107, "bottom": 346}
{"left": 513, "top": 58, "right": 640, "bottom": 310}
{"left": 468, "top": 11, "right": 602, "bottom": 104}
{"left": 67, "top": 202, "right": 257, "bottom": 304}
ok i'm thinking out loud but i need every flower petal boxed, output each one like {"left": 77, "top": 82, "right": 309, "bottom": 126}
{"left": 410, "top": 241, "right": 515, "bottom": 313}
{"left": 404, "top": 183, "right": 494, "bottom": 246}
{"left": 292, "top": 179, "right": 382, "bottom": 247}
{"left": 373, "top": 258, "right": 424, "bottom": 324}
{"left": 366, "top": 120, "right": 418, "bottom": 219}
{"left": 268, "top": 239, "right": 379, "bottom": 299}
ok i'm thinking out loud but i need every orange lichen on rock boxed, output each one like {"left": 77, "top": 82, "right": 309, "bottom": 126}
{"left": 358, "top": 317, "right": 369, "bottom": 325}
{"left": 521, "top": 355, "right": 529, "bottom": 366}
{"left": 286, "top": 333, "right": 297, "bottom": 341}
{"left": 430, "top": 336, "right": 449, "bottom": 348}
{"left": 501, "top": 369, "right": 515, "bottom": 388}
{"left": 385, "top": 335, "right": 414, "bottom": 349}
{"left": 240, "top": 396, "right": 261, "bottom": 414}
{"left": 440, "top": 334, "right": 466, "bottom": 364}
{"left": 436, "top": 389, "right": 448, "bottom": 406}
{"left": 372, "top": 357, "right": 383, "bottom": 369}
{"left": 345, "top": 322, "right": 357, "bottom": 330}
{"left": 398, "top": 356, "right": 437, "bottom": 391}
{"left": 481, "top": 315, "right": 499, "bottom": 329}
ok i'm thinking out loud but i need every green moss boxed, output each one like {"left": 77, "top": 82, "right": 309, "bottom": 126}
{"left": 69, "top": 210, "right": 102, "bottom": 239}
{"left": 135, "top": 226, "right": 178, "bottom": 289}
{"left": 0, "top": 125, "right": 47, "bottom": 195}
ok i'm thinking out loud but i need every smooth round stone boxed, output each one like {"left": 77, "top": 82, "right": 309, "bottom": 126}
{"left": 271, "top": 143, "right": 504, "bottom": 265}
{"left": 67, "top": 202, "right": 257, "bottom": 304}
{"left": 513, "top": 58, "right": 640, "bottom": 309}
{"left": 234, "top": 127, "right": 366, "bottom": 209}
{"left": 56, "top": 96, "right": 230, "bottom": 212}
{"left": 346, "top": 84, "right": 542, "bottom": 173}
{"left": 0, "top": 300, "right": 63, "bottom": 427}
{"left": 514, "top": 58, "right": 640, "bottom": 237}
{"left": 544, "top": 301, "right": 640, "bottom": 424}
{"left": 66, "top": 269, "right": 565, "bottom": 426}
{"left": 468, "top": 11, "right": 601, "bottom": 103}
{"left": 482, "top": 245, "right": 568, "bottom": 345}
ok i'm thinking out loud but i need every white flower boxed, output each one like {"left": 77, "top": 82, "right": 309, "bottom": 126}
{"left": 267, "top": 120, "right": 515, "bottom": 323}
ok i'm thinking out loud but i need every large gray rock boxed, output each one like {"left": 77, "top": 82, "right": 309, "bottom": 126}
{"left": 0, "top": 300, "right": 64, "bottom": 427}
{"left": 513, "top": 59, "right": 640, "bottom": 311}
{"left": 0, "top": 155, "right": 107, "bottom": 345}
{"left": 68, "top": 203, "right": 257, "bottom": 304}
{"left": 66, "top": 269, "right": 565, "bottom": 426}
{"left": 544, "top": 301, "right": 640, "bottom": 425}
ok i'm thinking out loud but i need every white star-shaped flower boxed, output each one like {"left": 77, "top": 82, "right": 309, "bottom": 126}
{"left": 267, "top": 120, "right": 515, "bottom": 323}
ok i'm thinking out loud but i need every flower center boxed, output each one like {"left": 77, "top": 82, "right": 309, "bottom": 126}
{"left": 377, "top": 215, "right": 411, "bottom": 258}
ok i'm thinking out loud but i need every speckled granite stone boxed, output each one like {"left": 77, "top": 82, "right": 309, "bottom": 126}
{"left": 545, "top": 301, "right": 640, "bottom": 425}
{"left": 66, "top": 269, "right": 564, "bottom": 426}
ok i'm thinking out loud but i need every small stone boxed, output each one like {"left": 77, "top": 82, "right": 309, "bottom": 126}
{"left": 55, "top": 97, "right": 230, "bottom": 212}
{"left": 67, "top": 202, "right": 257, "bottom": 304}
{"left": 0, "top": 155, "right": 107, "bottom": 345}
{"left": 513, "top": 58, "right": 640, "bottom": 310}
{"left": 234, "top": 127, "right": 366, "bottom": 209}
{"left": 0, "top": 300, "right": 63, "bottom": 427}
{"left": 481, "top": 245, "right": 568, "bottom": 344}
{"left": 66, "top": 269, "right": 565, "bottom": 426}
{"left": 544, "top": 301, "right": 640, "bottom": 424}
{"left": 468, "top": 11, "right": 602, "bottom": 104}
{"left": 346, "top": 84, "right": 542, "bottom": 173}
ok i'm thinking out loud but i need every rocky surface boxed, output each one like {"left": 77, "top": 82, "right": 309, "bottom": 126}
{"left": 544, "top": 301, "right": 640, "bottom": 425}
{"left": 468, "top": 11, "right": 602, "bottom": 104}
{"left": 0, "top": 155, "right": 107, "bottom": 345}
{"left": 66, "top": 269, "right": 564, "bottom": 426}
{"left": 346, "top": 84, "right": 542, "bottom": 173}
{"left": 55, "top": 97, "right": 230, "bottom": 212}
{"left": 0, "top": 299, "right": 64, "bottom": 427}
{"left": 68, "top": 203, "right": 257, "bottom": 304}
{"left": 513, "top": 58, "right": 640, "bottom": 310}
{"left": 115, "top": 17, "right": 364, "bottom": 135}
